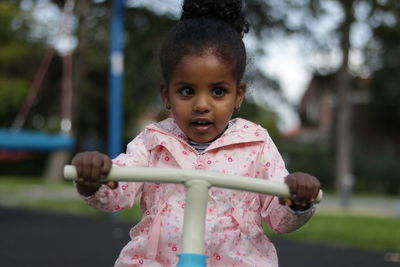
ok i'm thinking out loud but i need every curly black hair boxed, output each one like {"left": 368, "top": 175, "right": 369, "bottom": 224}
{"left": 159, "top": 0, "right": 249, "bottom": 83}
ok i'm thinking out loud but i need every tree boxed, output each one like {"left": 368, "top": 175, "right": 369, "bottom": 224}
{"left": 364, "top": 1, "right": 400, "bottom": 151}
{"left": 56, "top": 1, "right": 286, "bottom": 151}
{"left": 267, "top": 0, "right": 400, "bottom": 196}
{"left": 0, "top": 2, "right": 47, "bottom": 128}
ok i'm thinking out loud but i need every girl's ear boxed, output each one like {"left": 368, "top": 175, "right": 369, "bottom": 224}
{"left": 159, "top": 83, "right": 171, "bottom": 110}
{"left": 235, "top": 82, "right": 247, "bottom": 110}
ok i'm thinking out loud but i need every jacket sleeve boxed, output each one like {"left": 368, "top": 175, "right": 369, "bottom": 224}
{"left": 258, "top": 132, "right": 315, "bottom": 234}
{"left": 78, "top": 131, "right": 149, "bottom": 212}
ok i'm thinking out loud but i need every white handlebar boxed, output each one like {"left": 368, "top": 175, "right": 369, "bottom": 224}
{"left": 63, "top": 165, "right": 322, "bottom": 202}
{"left": 64, "top": 164, "right": 322, "bottom": 255}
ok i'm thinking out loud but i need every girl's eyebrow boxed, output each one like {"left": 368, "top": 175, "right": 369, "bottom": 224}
{"left": 211, "top": 81, "right": 232, "bottom": 86}
{"left": 172, "top": 81, "right": 233, "bottom": 87}
{"left": 173, "top": 81, "right": 194, "bottom": 87}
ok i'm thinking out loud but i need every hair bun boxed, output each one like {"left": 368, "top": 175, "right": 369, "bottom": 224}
{"left": 181, "top": 0, "right": 249, "bottom": 36}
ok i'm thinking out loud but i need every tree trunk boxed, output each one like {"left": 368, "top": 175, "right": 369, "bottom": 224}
{"left": 335, "top": 0, "right": 354, "bottom": 209}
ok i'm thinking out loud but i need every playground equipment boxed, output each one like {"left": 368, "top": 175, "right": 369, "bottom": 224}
{"left": 0, "top": 0, "right": 75, "bottom": 153}
{"left": 64, "top": 165, "right": 322, "bottom": 267}
{"left": 108, "top": 0, "right": 125, "bottom": 158}
{"left": 0, "top": 130, "right": 74, "bottom": 151}
{"left": 1, "top": 0, "right": 124, "bottom": 158}
{"left": 0, "top": 1, "right": 77, "bottom": 181}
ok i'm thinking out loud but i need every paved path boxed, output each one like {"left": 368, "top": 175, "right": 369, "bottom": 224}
{"left": 1, "top": 207, "right": 398, "bottom": 267}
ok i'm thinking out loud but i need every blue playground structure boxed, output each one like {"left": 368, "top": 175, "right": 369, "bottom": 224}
{"left": 0, "top": 130, "right": 74, "bottom": 151}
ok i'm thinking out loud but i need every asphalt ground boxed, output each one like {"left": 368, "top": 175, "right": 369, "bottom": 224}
{"left": 0, "top": 207, "right": 398, "bottom": 267}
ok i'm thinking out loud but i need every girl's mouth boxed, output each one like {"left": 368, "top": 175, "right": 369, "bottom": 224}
{"left": 191, "top": 120, "right": 212, "bottom": 132}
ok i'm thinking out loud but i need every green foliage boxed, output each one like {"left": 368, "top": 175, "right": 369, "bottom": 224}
{"left": 123, "top": 7, "right": 177, "bottom": 132}
{"left": 279, "top": 140, "right": 400, "bottom": 195}
{"left": 0, "top": 75, "right": 28, "bottom": 115}
{"left": 0, "top": 2, "right": 18, "bottom": 41}
{"left": 354, "top": 149, "right": 400, "bottom": 195}
{"left": 235, "top": 98, "right": 280, "bottom": 140}
{"left": 367, "top": 21, "right": 400, "bottom": 146}
{"left": 0, "top": 1, "right": 47, "bottom": 127}
{"left": 278, "top": 141, "right": 335, "bottom": 189}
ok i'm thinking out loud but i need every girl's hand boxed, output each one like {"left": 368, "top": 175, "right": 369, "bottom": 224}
{"left": 71, "top": 151, "right": 117, "bottom": 196}
{"left": 279, "top": 172, "right": 320, "bottom": 211}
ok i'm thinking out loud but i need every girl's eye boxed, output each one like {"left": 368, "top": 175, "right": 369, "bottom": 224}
{"left": 212, "top": 87, "right": 226, "bottom": 97}
{"left": 179, "top": 88, "right": 194, "bottom": 96}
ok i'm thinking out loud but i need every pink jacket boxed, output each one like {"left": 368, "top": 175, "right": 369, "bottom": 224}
{"left": 81, "top": 118, "right": 315, "bottom": 267}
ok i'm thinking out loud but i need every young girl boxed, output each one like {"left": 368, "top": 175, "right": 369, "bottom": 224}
{"left": 72, "top": 0, "right": 321, "bottom": 266}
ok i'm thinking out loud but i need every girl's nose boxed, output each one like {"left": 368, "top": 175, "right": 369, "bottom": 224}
{"left": 193, "top": 94, "right": 211, "bottom": 113}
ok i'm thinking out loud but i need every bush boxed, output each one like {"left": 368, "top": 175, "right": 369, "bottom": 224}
{"left": 279, "top": 141, "right": 400, "bottom": 195}
{"left": 278, "top": 141, "right": 334, "bottom": 190}
{"left": 354, "top": 149, "right": 400, "bottom": 195}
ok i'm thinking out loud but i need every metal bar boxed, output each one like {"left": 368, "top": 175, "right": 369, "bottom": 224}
{"left": 108, "top": 0, "right": 125, "bottom": 158}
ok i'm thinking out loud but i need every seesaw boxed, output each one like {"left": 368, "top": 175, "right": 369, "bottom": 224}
{"left": 64, "top": 165, "right": 322, "bottom": 267}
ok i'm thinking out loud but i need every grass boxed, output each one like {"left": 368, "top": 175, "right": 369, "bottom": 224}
{"left": 17, "top": 198, "right": 103, "bottom": 216}
{"left": 263, "top": 212, "right": 400, "bottom": 252}
{"left": 1, "top": 176, "right": 399, "bottom": 252}
{"left": 0, "top": 176, "right": 68, "bottom": 187}
{"left": 0, "top": 176, "right": 143, "bottom": 220}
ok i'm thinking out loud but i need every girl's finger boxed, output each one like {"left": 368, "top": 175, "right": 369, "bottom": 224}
{"left": 82, "top": 153, "right": 93, "bottom": 180}
{"left": 91, "top": 155, "right": 102, "bottom": 181}
{"left": 285, "top": 175, "right": 297, "bottom": 199}
{"left": 72, "top": 154, "right": 83, "bottom": 178}
{"left": 312, "top": 179, "right": 321, "bottom": 201}
{"left": 101, "top": 154, "right": 112, "bottom": 176}
{"left": 106, "top": 181, "right": 118, "bottom": 189}
{"left": 302, "top": 175, "right": 314, "bottom": 203}
{"left": 295, "top": 174, "right": 307, "bottom": 203}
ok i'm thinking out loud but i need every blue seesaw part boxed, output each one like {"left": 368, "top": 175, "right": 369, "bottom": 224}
{"left": 177, "top": 253, "right": 208, "bottom": 267}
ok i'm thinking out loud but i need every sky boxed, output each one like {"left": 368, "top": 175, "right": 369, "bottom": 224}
{"left": 258, "top": 39, "right": 312, "bottom": 131}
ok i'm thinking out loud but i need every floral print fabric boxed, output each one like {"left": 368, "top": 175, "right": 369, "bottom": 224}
{"left": 80, "top": 118, "right": 315, "bottom": 267}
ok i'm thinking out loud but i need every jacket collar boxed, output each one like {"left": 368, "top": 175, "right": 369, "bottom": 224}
{"left": 144, "top": 118, "right": 267, "bottom": 153}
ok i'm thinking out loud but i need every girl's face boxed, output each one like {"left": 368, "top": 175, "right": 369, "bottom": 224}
{"left": 160, "top": 53, "right": 246, "bottom": 143}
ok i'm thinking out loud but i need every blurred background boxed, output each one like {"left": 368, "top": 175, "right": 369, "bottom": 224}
{"left": 0, "top": 0, "right": 399, "bottom": 265}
